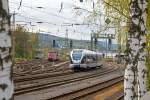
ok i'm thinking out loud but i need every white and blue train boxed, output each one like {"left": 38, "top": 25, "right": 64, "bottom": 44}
{"left": 69, "top": 49, "right": 102, "bottom": 71}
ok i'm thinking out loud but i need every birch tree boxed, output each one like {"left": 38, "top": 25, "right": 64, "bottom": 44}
{"left": 102, "top": 0, "right": 149, "bottom": 99}
{"left": 124, "top": 0, "right": 148, "bottom": 99}
{"left": 104, "top": 0, "right": 130, "bottom": 53}
{"left": 0, "top": 0, "right": 14, "bottom": 99}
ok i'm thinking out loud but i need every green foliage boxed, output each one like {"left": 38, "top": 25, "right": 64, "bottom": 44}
{"left": 146, "top": 0, "right": 150, "bottom": 91}
{"left": 28, "top": 33, "right": 39, "bottom": 58}
{"left": 146, "top": 34, "right": 150, "bottom": 90}
{"left": 14, "top": 25, "right": 39, "bottom": 59}
{"left": 14, "top": 25, "right": 29, "bottom": 58}
{"left": 104, "top": 0, "right": 130, "bottom": 53}
{"left": 147, "top": 0, "right": 150, "bottom": 31}
{"left": 104, "top": 0, "right": 150, "bottom": 90}
{"left": 104, "top": 0, "right": 130, "bottom": 19}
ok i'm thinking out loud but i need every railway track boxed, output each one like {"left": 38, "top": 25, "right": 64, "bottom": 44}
{"left": 51, "top": 76, "right": 123, "bottom": 100}
{"left": 14, "top": 63, "right": 120, "bottom": 95}
{"left": 13, "top": 60, "right": 68, "bottom": 77}
{"left": 116, "top": 93, "right": 124, "bottom": 100}
{"left": 14, "top": 61, "right": 70, "bottom": 82}
{"left": 14, "top": 61, "right": 116, "bottom": 83}
{"left": 15, "top": 72, "right": 123, "bottom": 100}
{"left": 14, "top": 61, "right": 124, "bottom": 100}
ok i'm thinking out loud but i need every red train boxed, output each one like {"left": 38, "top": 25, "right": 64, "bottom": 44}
{"left": 47, "top": 51, "right": 59, "bottom": 61}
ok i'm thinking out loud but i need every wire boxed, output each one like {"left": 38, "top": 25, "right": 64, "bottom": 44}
{"left": 10, "top": 1, "right": 104, "bottom": 29}
{"left": 10, "top": 1, "right": 76, "bottom": 22}
{"left": 10, "top": 1, "right": 107, "bottom": 36}
{"left": 74, "top": 6, "right": 128, "bottom": 22}
{"left": 10, "top": 6, "right": 59, "bottom": 26}
{"left": 10, "top": 5, "right": 101, "bottom": 34}
{"left": 16, "top": 14, "right": 60, "bottom": 26}
{"left": 12, "top": 8, "right": 98, "bottom": 28}
{"left": 59, "top": 2, "right": 63, "bottom": 13}
{"left": 18, "top": 0, "right": 22, "bottom": 10}
{"left": 15, "top": 14, "right": 91, "bottom": 35}
{"left": 12, "top": 12, "right": 108, "bottom": 38}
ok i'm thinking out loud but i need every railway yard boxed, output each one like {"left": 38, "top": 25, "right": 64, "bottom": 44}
{"left": 0, "top": 0, "right": 149, "bottom": 100}
{"left": 13, "top": 59, "right": 124, "bottom": 100}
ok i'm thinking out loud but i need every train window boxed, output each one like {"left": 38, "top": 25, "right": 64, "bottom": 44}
{"left": 72, "top": 52, "right": 82, "bottom": 60}
{"left": 72, "top": 50, "right": 83, "bottom": 60}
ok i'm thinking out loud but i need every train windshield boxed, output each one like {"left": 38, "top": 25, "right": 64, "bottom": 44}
{"left": 72, "top": 50, "right": 82, "bottom": 60}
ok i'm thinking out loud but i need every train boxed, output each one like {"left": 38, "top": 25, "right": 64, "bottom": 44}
{"left": 48, "top": 51, "right": 59, "bottom": 61}
{"left": 69, "top": 49, "right": 102, "bottom": 71}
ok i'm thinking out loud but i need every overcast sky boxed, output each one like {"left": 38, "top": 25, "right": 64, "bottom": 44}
{"left": 9, "top": 0, "right": 115, "bottom": 41}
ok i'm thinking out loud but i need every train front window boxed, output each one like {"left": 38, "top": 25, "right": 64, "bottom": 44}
{"left": 72, "top": 51, "right": 82, "bottom": 60}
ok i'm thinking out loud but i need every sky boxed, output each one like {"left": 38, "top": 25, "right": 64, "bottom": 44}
{"left": 9, "top": 0, "right": 116, "bottom": 41}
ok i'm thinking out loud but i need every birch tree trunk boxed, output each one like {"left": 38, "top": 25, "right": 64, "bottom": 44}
{"left": 137, "top": 0, "right": 147, "bottom": 98}
{"left": 124, "top": 0, "right": 148, "bottom": 100}
{"left": 0, "top": 0, "right": 14, "bottom": 100}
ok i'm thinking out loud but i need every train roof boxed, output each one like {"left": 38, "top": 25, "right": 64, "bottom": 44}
{"left": 71, "top": 49, "right": 101, "bottom": 55}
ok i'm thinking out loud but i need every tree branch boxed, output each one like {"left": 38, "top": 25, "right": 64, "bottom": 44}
{"left": 103, "top": 0, "right": 129, "bottom": 19}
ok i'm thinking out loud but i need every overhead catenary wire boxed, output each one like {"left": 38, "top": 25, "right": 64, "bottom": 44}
{"left": 9, "top": 0, "right": 113, "bottom": 38}
{"left": 10, "top": 5, "right": 100, "bottom": 29}
{"left": 10, "top": 1, "right": 77, "bottom": 22}
{"left": 15, "top": 13, "right": 96, "bottom": 27}
{"left": 10, "top": 7, "right": 99, "bottom": 27}
{"left": 15, "top": 13, "right": 110, "bottom": 37}
{"left": 10, "top": 1, "right": 93, "bottom": 32}
{"left": 59, "top": 2, "right": 63, "bottom": 13}
{"left": 11, "top": 15, "right": 111, "bottom": 38}
{"left": 10, "top": 4, "right": 98, "bottom": 28}
{"left": 14, "top": 14, "right": 91, "bottom": 36}
{"left": 18, "top": 0, "right": 22, "bottom": 10}
{"left": 20, "top": 14, "right": 60, "bottom": 26}
{"left": 10, "top": 1, "right": 126, "bottom": 26}
{"left": 10, "top": 1, "right": 109, "bottom": 30}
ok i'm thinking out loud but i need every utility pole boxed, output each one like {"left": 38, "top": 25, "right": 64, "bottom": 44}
{"left": 81, "top": 32, "right": 83, "bottom": 49}
{"left": 12, "top": 11, "right": 17, "bottom": 60}
{"left": 91, "top": 33, "right": 93, "bottom": 51}
{"left": 65, "top": 29, "right": 68, "bottom": 48}
{"left": 106, "top": 34, "right": 108, "bottom": 58}
{"left": 94, "top": 33, "right": 98, "bottom": 51}
{"left": 23, "top": 39, "right": 26, "bottom": 58}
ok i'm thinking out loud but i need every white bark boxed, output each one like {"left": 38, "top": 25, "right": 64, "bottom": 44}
{"left": 137, "top": 60, "right": 147, "bottom": 98}
{"left": 0, "top": 0, "right": 14, "bottom": 100}
{"left": 124, "top": 64, "right": 137, "bottom": 100}
{"left": 124, "top": 37, "right": 139, "bottom": 100}
{"left": 137, "top": 0, "right": 148, "bottom": 97}
{"left": 124, "top": 0, "right": 148, "bottom": 100}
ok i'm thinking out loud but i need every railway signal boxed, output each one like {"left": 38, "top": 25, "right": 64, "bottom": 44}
{"left": 108, "top": 38, "right": 112, "bottom": 50}
{"left": 94, "top": 37, "right": 97, "bottom": 50}
{"left": 91, "top": 34, "right": 94, "bottom": 50}
{"left": 70, "top": 40, "right": 73, "bottom": 49}
{"left": 53, "top": 40, "right": 56, "bottom": 48}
